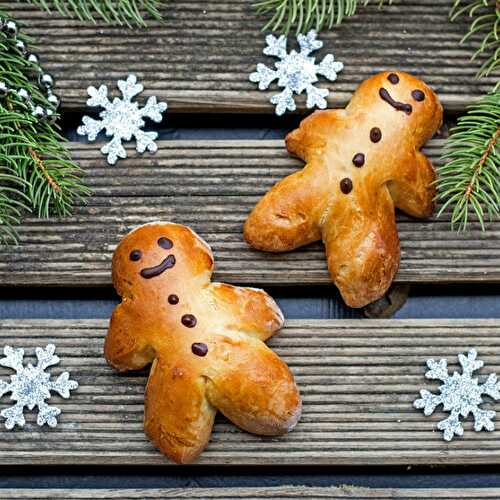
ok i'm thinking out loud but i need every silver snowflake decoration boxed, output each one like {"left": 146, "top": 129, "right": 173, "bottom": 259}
{"left": 0, "top": 344, "right": 78, "bottom": 429}
{"left": 77, "top": 74, "right": 167, "bottom": 165}
{"left": 249, "top": 30, "right": 343, "bottom": 116}
{"left": 414, "top": 349, "right": 500, "bottom": 441}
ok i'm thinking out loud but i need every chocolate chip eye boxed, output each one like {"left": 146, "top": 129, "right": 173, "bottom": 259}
{"left": 158, "top": 237, "right": 173, "bottom": 250}
{"left": 412, "top": 89, "right": 425, "bottom": 102}
{"left": 387, "top": 73, "right": 399, "bottom": 84}
{"left": 129, "top": 249, "right": 142, "bottom": 262}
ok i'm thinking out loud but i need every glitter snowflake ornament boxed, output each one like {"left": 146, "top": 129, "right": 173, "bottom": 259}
{"left": 249, "top": 30, "right": 343, "bottom": 116}
{"left": 0, "top": 344, "right": 78, "bottom": 429}
{"left": 77, "top": 74, "right": 167, "bottom": 165}
{"left": 414, "top": 349, "right": 500, "bottom": 441}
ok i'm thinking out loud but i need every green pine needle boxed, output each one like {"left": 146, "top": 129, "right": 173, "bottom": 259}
{"left": 254, "top": 0, "right": 392, "bottom": 35}
{"left": 0, "top": 15, "right": 91, "bottom": 245}
{"left": 450, "top": 0, "right": 500, "bottom": 81}
{"left": 24, "top": 0, "right": 165, "bottom": 27}
{"left": 437, "top": 90, "right": 500, "bottom": 232}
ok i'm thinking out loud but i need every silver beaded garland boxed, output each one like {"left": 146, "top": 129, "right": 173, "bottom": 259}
{"left": 0, "top": 14, "right": 60, "bottom": 122}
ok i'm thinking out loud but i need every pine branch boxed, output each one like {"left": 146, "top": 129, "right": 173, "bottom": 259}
{"left": 23, "top": 0, "right": 165, "bottom": 27}
{"left": 450, "top": 0, "right": 500, "bottom": 81}
{"left": 437, "top": 89, "right": 500, "bottom": 231}
{"left": 0, "top": 15, "right": 90, "bottom": 244}
{"left": 254, "top": 0, "right": 392, "bottom": 35}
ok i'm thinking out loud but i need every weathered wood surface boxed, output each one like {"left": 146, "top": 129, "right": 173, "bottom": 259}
{"left": 2, "top": 487, "right": 500, "bottom": 499}
{"left": 0, "top": 139, "right": 498, "bottom": 288}
{"left": 0, "top": 0, "right": 495, "bottom": 113}
{"left": 1, "top": 318, "right": 500, "bottom": 466}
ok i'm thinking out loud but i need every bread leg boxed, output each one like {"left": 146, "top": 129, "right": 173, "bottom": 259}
{"left": 144, "top": 358, "right": 216, "bottom": 464}
{"left": 205, "top": 337, "right": 301, "bottom": 435}
{"left": 322, "top": 187, "right": 400, "bottom": 308}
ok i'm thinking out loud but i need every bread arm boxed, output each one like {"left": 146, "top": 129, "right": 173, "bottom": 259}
{"left": 104, "top": 303, "right": 155, "bottom": 372}
{"left": 210, "top": 282, "right": 284, "bottom": 341}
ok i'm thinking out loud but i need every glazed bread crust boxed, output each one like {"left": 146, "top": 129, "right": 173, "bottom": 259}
{"left": 104, "top": 222, "right": 301, "bottom": 464}
{"left": 244, "top": 71, "right": 443, "bottom": 308}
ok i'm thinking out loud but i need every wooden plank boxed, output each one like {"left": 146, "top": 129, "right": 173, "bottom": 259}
{"left": 0, "top": 0, "right": 495, "bottom": 114}
{"left": 2, "top": 487, "right": 500, "bottom": 499}
{"left": 0, "top": 319, "right": 500, "bottom": 466}
{"left": 0, "top": 139, "right": 498, "bottom": 287}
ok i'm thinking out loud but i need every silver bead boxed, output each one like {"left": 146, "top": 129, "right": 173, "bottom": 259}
{"left": 0, "top": 82, "right": 8, "bottom": 98}
{"left": 45, "top": 108, "right": 56, "bottom": 122}
{"left": 17, "top": 88, "right": 29, "bottom": 100}
{"left": 3, "top": 20, "right": 18, "bottom": 37}
{"left": 47, "top": 93, "right": 60, "bottom": 109}
{"left": 26, "top": 53, "right": 39, "bottom": 66}
{"left": 47, "top": 108, "right": 58, "bottom": 123}
{"left": 32, "top": 105, "right": 45, "bottom": 119}
{"left": 38, "top": 73, "right": 54, "bottom": 90}
{"left": 15, "top": 40, "right": 27, "bottom": 55}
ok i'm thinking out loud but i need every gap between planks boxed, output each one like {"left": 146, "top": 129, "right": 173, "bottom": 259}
{"left": 0, "top": 319, "right": 499, "bottom": 465}
{"left": 0, "top": 0, "right": 496, "bottom": 114}
{"left": 1, "top": 487, "right": 500, "bottom": 499}
{"left": 0, "top": 139, "right": 498, "bottom": 288}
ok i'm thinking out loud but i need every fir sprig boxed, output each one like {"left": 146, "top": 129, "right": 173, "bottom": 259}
{"left": 254, "top": 0, "right": 392, "bottom": 35}
{"left": 24, "top": 0, "right": 165, "bottom": 27}
{"left": 450, "top": 0, "right": 500, "bottom": 81}
{"left": 0, "top": 16, "right": 90, "bottom": 244}
{"left": 437, "top": 90, "right": 499, "bottom": 231}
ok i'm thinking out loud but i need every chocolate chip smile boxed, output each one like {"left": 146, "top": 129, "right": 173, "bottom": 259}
{"left": 140, "top": 254, "right": 176, "bottom": 279}
{"left": 379, "top": 88, "right": 412, "bottom": 115}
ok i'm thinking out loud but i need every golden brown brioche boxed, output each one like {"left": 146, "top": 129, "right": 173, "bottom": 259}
{"left": 104, "top": 222, "right": 301, "bottom": 464}
{"left": 244, "top": 71, "right": 443, "bottom": 308}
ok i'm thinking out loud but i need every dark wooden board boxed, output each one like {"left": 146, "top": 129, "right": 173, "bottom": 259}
{"left": 2, "top": 487, "right": 500, "bottom": 498}
{"left": 0, "top": 0, "right": 496, "bottom": 114}
{"left": 0, "top": 139, "right": 498, "bottom": 288}
{"left": 1, "top": 319, "right": 500, "bottom": 466}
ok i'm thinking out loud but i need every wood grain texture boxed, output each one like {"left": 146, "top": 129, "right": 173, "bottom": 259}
{"left": 0, "top": 139, "right": 498, "bottom": 288}
{"left": 2, "top": 487, "right": 500, "bottom": 499}
{"left": 1, "top": 319, "right": 500, "bottom": 466}
{"left": 0, "top": 0, "right": 496, "bottom": 114}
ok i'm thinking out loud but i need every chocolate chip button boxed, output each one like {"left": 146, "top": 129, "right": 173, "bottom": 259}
{"left": 370, "top": 127, "right": 382, "bottom": 143}
{"left": 340, "top": 178, "right": 353, "bottom": 194}
{"left": 181, "top": 314, "right": 197, "bottom": 328}
{"left": 387, "top": 73, "right": 399, "bottom": 84}
{"left": 411, "top": 89, "right": 425, "bottom": 102}
{"left": 352, "top": 153, "right": 365, "bottom": 167}
{"left": 168, "top": 294, "right": 179, "bottom": 305}
{"left": 191, "top": 342, "right": 208, "bottom": 357}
